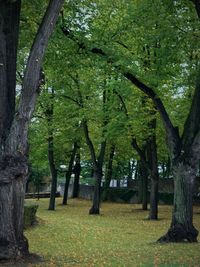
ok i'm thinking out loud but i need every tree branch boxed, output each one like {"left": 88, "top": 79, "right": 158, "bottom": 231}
{"left": 61, "top": 27, "right": 181, "bottom": 156}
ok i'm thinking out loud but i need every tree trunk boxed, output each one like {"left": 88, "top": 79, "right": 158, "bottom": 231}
{"left": 48, "top": 134, "right": 57, "bottom": 211}
{"left": 138, "top": 160, "right": 148, "bottom": 210}
{"left": 82, "top": 120, "right": 106, "bottom": 215}
{"left": 0, "top": 154, "right": 29, "bottom": 259}
{"left": 72, "top": 149, "right": 81, "bottom": 198}
{"left": 147, "top": 132, "right": 159, "bottom": 220}
{"left": 0, "top": 0, "right": 64, "bottom": 259}
{"left": 89, "top": 170, "right": 102, "bottom": 215}
{"left": 102, "top": 145, "right": 115, "bottom": 201}
{"left": 0, "top": 1, "right": 19, "bottom": 149}
{"left": 0, "top": 1, "right": 27, "bottom": 260}
{"left": 158, "top": 161, "right": 198, "bottom": 242}
{"left": 63, "top": 142, "right": 78, "bottom": 205}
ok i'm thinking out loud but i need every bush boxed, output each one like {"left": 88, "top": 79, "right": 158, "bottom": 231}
{"left": 24, "top": 204, "right": 38, "bottom": 228}
{"left": 158, "top": 192, "right": 174, "bottom": 205}
{"left": 104, "top": 188, "right": 138, "bottom": 203}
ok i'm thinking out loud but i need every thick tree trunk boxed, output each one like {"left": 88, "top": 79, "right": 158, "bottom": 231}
{"left": 158, "top": 161, "right": 198, "bottom": 242}
{"left": 72, "top": 150, "right": 81, "bottom": 198}
{"left": 0, "top": 154, "right": 29, "bottom": 259}
{"left": 63, "top": 142, "right": 78, "bottom": 205}
{"left": 0, "top": 0, "right": 64, "bottom": 259}
{"left": 0, "top": 1, "right": 28, "bottom": 260}
{"left": 89, "top": 170, "right": 102, "bottom": 215}
{"left": 0, "top": 1, "right": 19, "bottom": 149}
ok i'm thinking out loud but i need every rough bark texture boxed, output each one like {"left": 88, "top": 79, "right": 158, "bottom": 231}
{"left": 63, "top": 142, "right": 78, "bottom": 205}
{"left": 72, "top": 149, "right": 81, "bottom": 198}
{"left": 0, "top": 0, "right": 64, "bottom": 259}
{"left": 0, "top": 1, "right": 19, "bottom": 150}
{"left": 158, "top": 161, "right": 198, "bottom": 242}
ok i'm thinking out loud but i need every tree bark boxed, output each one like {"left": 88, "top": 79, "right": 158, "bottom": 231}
{"left": 0, "top": 1, "right": 19, "bottom": 150}
{"left": 158, "top": 161, "right": 198, "bottom": 242}
{"left": 63, "top": 142, "right": 78, "bottom": 205}
{"left": 0, "top": 0, "right": 64, "bottom": 259}
{"left": 82, "top": 120, "right": 106, "bottom": 215}
{"left": 147, "top": 124, "right": 159, "bottom": 220}
{"left": 89, "top": 170, "right": 102, "bottom": 214}
{"left": 72, "top": 148, "right": 81, "bottom": 198}
{"left": 137, "top": 160, "right": 148, "bottom": 210}
{"left": 102, "top": 145, "right": 115, "bottom": 201}
{"left": 48, "top": 134, "right": 57, "bottom": 211}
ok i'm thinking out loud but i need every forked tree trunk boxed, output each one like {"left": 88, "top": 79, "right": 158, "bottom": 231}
{"left": 82, "top": 120, "right": 106, "bottom": 215}
{"left": 0, "top": 0, "right": 64, "bottom": 259}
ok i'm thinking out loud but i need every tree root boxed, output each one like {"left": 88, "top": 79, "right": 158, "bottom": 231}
{"left": 157, "top": 223, "right": 198, "bottom": 243}
{"left": 89, "top": 206, "right": 100, "bottom": 215}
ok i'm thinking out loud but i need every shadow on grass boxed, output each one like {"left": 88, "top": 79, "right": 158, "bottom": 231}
{"left": 0, "top": 253, "right": 44, "bottom": 267}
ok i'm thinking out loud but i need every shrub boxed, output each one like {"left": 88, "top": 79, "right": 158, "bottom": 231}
{"left": 104, "top": 188, "right": 138, "bottom": 203}
{"left": 24, "top": 204, "right": 38, "bottom": 228}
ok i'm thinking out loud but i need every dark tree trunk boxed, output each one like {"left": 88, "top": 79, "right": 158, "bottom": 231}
{"left": 138, "top": 160, "right": 148, "bottom": 210}
{"left": 89, "top": 170, "right": 102, "bottom": 214}
{"left": 147, "top": 126, "right": 159, "bottom": 220}
{"left": 82, "top": 119, "right": 106, "bottom": 215}
{"left": 63, "top": 142, "right": 78, "bottom": 205}
{"left": 131, "top": 140, "right": 149, "bottom": 210}
{"left": 48, "top": 134, "right": 57, "bottom": 211}
{"left": 72, "top": 149, "right": 81, "bottom": 198}
{"left": 0, "top": 1, "right": 19, "bottom": 149}
{"left": 0, "top": 0, "right": 64, "bottom": 259}
{"left": 158, "top": 160, "right": 198, "bottom": 242}
{"left": 0, "top": 1, "right": 27, "bottom": 260}
{"left": 102, "top": 145, "right": 115, "bottom": 201}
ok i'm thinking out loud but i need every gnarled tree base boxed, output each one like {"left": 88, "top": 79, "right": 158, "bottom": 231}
{"left": 89, "top": 206, "right": 100, "bottom": 215}
{"left": 0, "top": 253, "right": 43, "bottom": 266}
{"left": 157, "top": 223, "right": 198, "bottom": 243}
{"left": 0, "top": 236, "right": 29, "bottom": 260}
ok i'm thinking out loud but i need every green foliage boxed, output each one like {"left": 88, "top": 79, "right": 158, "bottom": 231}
{"left": 24, "top": 204, "right": 38, "bottom": 229}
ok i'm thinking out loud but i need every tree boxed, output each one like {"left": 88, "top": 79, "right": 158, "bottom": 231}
{"left": 0, "top": 0, "right": 64, "bottom": 259}
{"left": 61, "top": 0, "right": 200, "bottom": 241}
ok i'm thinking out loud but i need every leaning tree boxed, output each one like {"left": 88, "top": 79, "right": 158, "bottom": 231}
{"left": 0, "top": 0, "right": 64, "bottom": 259}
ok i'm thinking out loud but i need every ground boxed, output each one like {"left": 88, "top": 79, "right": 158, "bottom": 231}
{"left": 6, "top": 198, "right": 200, "bottom": 266}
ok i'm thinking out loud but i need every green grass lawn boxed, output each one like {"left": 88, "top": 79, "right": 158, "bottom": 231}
{"left": 25, "top": 198, "right": 200, "bottom": 267}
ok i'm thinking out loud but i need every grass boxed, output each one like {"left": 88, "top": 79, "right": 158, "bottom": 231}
{"left": 24, "top": 198, "right": 200, "bottom": 267}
